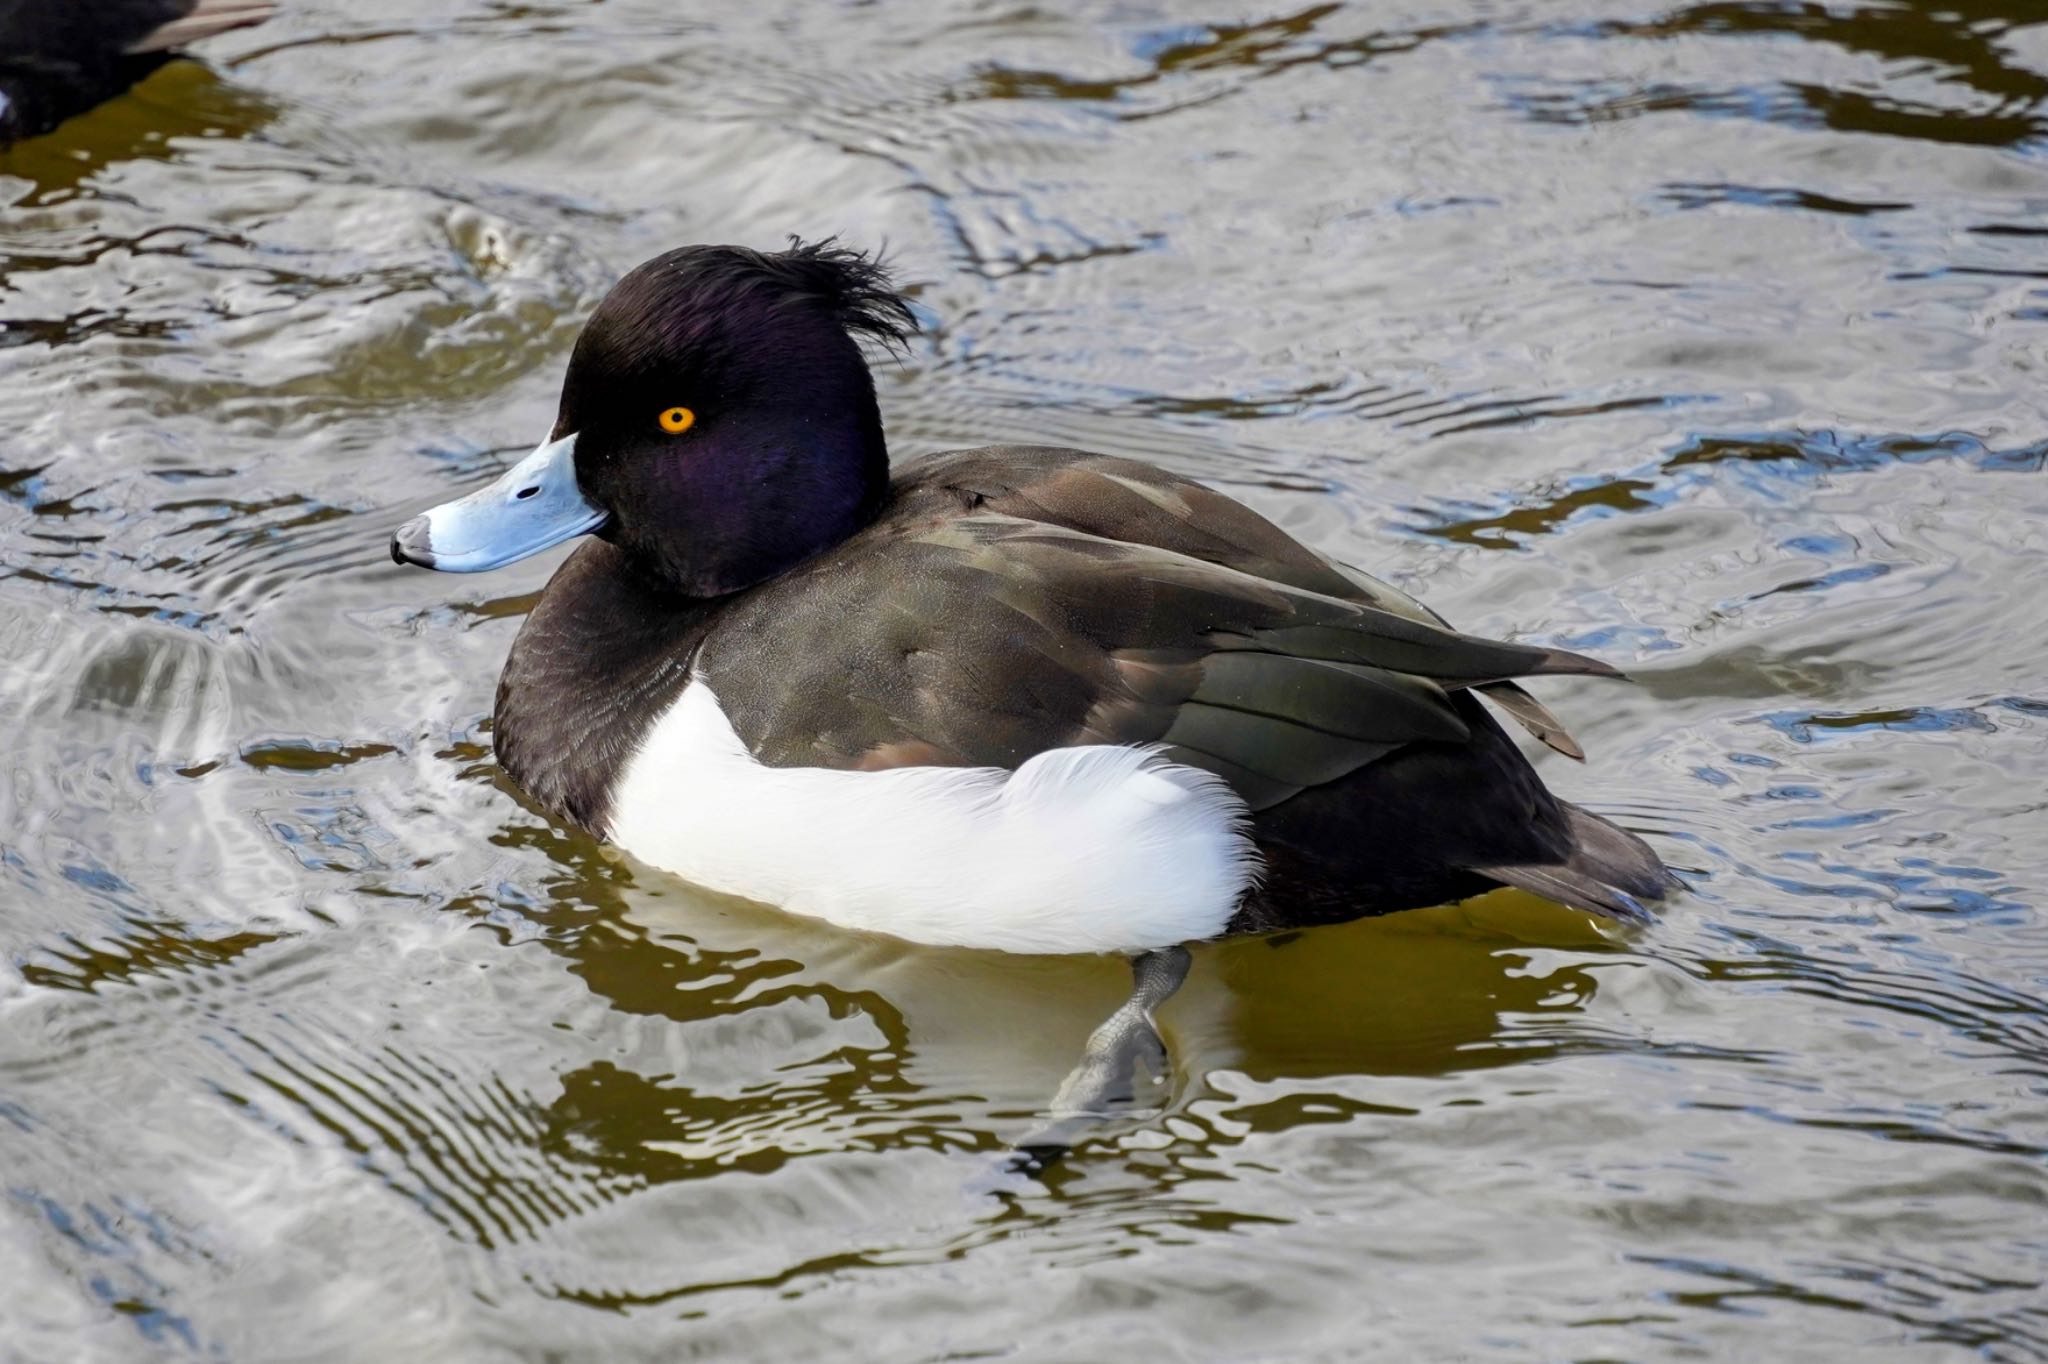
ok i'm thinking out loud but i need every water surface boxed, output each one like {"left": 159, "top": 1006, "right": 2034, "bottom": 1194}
{"left": 2, "top": 1, "right": 2046, "bottom": 1359}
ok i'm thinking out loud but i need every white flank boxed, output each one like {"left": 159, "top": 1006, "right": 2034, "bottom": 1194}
{"left": 605, "top": 682, "right": 1261, "bottom": 954}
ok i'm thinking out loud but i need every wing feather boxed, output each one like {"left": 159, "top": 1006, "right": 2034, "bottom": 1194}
{"left": 697, "top": 456, "right": 1621, "bottom": 814}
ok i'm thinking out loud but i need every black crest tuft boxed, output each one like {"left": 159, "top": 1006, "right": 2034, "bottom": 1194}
{"left": 633, "top": 236, "right": 917, "bottom": 360}
{"left": 565, "top": 237, "right": 920, "bottom": 428}
{"left": 760, "top": 236, "right": 918, "bottom": 354}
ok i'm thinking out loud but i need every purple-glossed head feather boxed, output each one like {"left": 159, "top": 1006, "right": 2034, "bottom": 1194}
{"left": 552, "top": 239, "right": 917, "bottom": 597}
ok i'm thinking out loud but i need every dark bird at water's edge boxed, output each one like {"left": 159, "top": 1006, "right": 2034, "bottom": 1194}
{"left": 0, "top": 0, "right": 274, "bottom": 145}
{"left": 390, "top": 238, "right": 1677, "bottom": 1113}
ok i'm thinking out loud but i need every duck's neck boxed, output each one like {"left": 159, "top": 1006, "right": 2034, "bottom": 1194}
{"left": 493, "top": 540, "right": 722, "bottom": 835}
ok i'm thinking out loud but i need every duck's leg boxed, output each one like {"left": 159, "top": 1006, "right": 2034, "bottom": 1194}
{"left": 1050, "top": 946, "right": 1191, "bottom": 1116}
{"left": 1006, "top": 946, "right": 1192, "bottom": 1173}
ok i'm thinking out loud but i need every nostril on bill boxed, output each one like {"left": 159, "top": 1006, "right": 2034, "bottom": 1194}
{"left": 515, "top": 486, "right": 540, "bottom": 500}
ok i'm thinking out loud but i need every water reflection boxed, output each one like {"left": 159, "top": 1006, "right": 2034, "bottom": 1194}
{"left": 1507, "top": 0, "right": 2048, "bottom": 146}
{"left": 0, "top": 62, "right": 281, "bottom": 202}
{"left": 1412, "top": 427, "right": 2048, "bottom": 548}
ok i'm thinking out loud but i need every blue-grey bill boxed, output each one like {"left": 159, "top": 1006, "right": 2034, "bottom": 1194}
{"left": 390, "top": 433, "right": 605, "bottom": 572}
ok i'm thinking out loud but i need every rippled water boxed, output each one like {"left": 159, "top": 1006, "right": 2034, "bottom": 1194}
{"left": 3, "top": 1, "right": 2046, "bottom": 1358}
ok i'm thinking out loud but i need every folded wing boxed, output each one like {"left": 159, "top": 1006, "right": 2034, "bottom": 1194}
{"left": 701, "top": 506, "right": 1613, "bottom": 817}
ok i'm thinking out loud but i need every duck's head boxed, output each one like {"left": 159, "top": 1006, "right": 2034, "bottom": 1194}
{"left": 391, "top": 239, "right": 914, "bottom": 596}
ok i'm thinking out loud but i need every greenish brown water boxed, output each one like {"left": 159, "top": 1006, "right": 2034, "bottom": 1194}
{"left": 3, "top": 1, "right": 2047, "bottom": 1358}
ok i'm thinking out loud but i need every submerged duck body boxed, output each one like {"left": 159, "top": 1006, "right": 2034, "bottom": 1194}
{"left": 0, "top": 0, "right": 274, "bottom": 145}
{"left": 394, "top": 241, "right": 1675, "bottom": 953}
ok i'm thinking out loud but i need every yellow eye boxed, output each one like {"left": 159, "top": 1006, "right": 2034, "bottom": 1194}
{"left": 658, "top": 406, "right": 696, "bottom": 435}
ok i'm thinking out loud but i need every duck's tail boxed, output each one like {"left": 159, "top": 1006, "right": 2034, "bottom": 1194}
{"left": 1474, "top": 802, "right": 1677, "bottom": 926}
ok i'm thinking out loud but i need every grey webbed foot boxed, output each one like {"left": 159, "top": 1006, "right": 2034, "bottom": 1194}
{"left": 1005, "top": 946, "right": 1192, "bottom": 1177}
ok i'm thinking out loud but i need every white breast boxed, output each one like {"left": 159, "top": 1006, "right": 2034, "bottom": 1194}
{"left": 603, "top": 681, "right": 1261, "bottom": 954}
